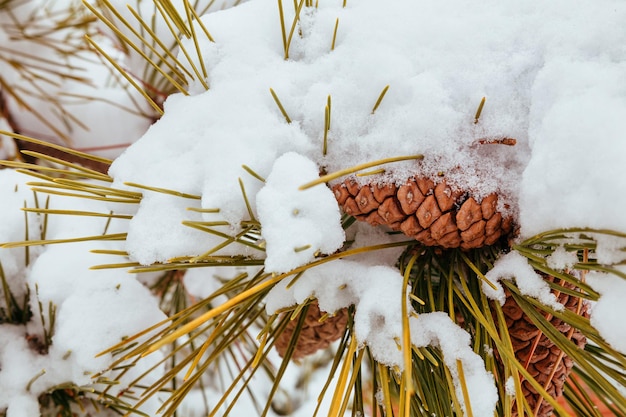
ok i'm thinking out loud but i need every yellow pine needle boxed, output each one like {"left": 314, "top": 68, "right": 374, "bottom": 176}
{"left": 1, "top": 233, "right": 127, "bottom": 248}
{"left": 19, "top": 150, "right": 107, "bottom": 178}
{"left": 23, "top": 201, "right": 30, "bottom": 265}
{"left": 123, "top": 182, "right": 200, "bottom": 199}
{"left": 141, "top": 241, "right": 412, "bottom": 356}
{"left": 186, "top": 2, "right": 214, "bottom": 42}
{"left": 22, "top": 208, "right": 132, "bottom": 220}
{"left": 459, "top": 252, "right": 498, "bottom": 291}
{"left": 371, "top": 85, "right": 390, "bottom": 114}
{"left": 0, "top": 79, "right": 71, "bottom": 143}
{"left": 409, "top": 293, "right": 425, "bottom": 305}
{"left": 294, "top": 244, "right": 312, "bottom": 253}
{"left": 444, "top": 364, "right": 465, "bottom": 416}
{"left": 155, "top": 0, "right": 191, "bottom": 38}
{"left": 123, "top": 7, "right": 193, "bottom": 80}
{"left": 289, "top": 298, "right": 311, "bottom": 320}
{"left": 26, "top": 369, "right": 46, "bottom": 392}
{"left": 183, "top": 224, "right": 264, "bottom": 260}
{"left": 356, "top": 168, "right": 385, "bottom": 177}
{"left": 84, "top": 0, "right": 189, "bottom": 92}
{"left": 331, "top": 18, "right": 339, "bottom": 50}
{"left": 153, "top": 0, "right": 209, "bottom": 91}
{"left": 323, "top": 95, "right": 331, "bottom": 155}
{"left": 27, "top": 187, "right": 138, "bottom": 204}
{"left": 26, "top": 181, "right": 109, "bottom": 197}
{"left": 90, "top": 249, "right": 129, "bottom": 256}
{"left": 241, "top": 164, "right": 266, "bottom": 182}
{"left": 0, "top": 130, "right": 113, "bottom": 165}
{"left": 491, "top": 298, "right": 527, "bottom": 417}
{"left": 399, "top": 373, "right": 411, "bottom": 417}
{"left": 284, "top": 0, "right": 305, "bottom": 59}
{"left": 0, "top": 163, "right": 109, "bottom": 182}
{"left": 402, "top": 253, "right": 418, "bottom": 398}
{"left": 337, "top": 347, "right": 365, "bottom": 416}
{"left": 454, "top": 280, "right": 570, "bottom": 416}
{"left": 456, "top": 359, "right": 474, "bottom": 417}
{"left": 187, "top": 221, "right": 230, "bottom": 227}
{"left": 299, "top": 154, "right": 424, "bottom": 190}
{"left": 141, "top": 274, "right": 284, "bottom": 356}
{"left": 85, "top": 36, "right": 163, "bottom": 115}
{"left": 448, "top": 269, "right": 455, "bottom": 321}
{"left": 183, "top": 316, "right": 227, "bottom": 381}
{"left": 378, "top": 363, "right": 395, "bottom": 417}
{"left": 52, "top": 179, "right": 142, "bottom": 199}
{"left": 474, "top": 96, "right": 486, "bottom": 124}
{"left": 238, "top": 177, "right": 257, "bottom": 222}
{"left": 277, "top": 0, "right": 288, "bottom": 57}
{"left": 328, "top": 335, "right": 358, "bottom": 417}
{"left": 251, "top": 332, "right": 268, "bottom": 369}
{"left": 182, "top": 0, "right": 208, "bottom": 78}
{"left": 269, "top": 88, "right": 292, "bottom": 123}
{"left": 186, "top": 207, "right": 220, "bottom": 213}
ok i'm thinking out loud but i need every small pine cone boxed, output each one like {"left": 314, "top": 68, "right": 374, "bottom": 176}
{"left": 500, "top": 277, "right": 589, "bottom": 417}
{"left": 274, "top": 301, "right": 348, "bottom": 360}
{"left": 332, "top": 177, "right": 513, "bottom": 249}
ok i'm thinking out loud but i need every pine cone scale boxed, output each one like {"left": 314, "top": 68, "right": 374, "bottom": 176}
{"left": 332, "top": 177, "right": 513, "bottom": 249}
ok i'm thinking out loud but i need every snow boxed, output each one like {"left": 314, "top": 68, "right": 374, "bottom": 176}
{"left": 257, "top": 152, "right": 345, "bottom": 273}
{"left": 587, "top": 270, "right": 626, "bottom": 355}
{"left": 2, "top": 0, "right": 626, "bottom": 415}
{"left": 484, "top": 251, "right": 564, "bottom": 311}
{"left": 546, "top": 245, "right": 579, "bottom": 271}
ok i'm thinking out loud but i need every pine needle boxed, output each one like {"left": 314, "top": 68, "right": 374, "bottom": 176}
{"left": 474, "top": 96, "right": 486, "bottom": 123}
{"left": 269, "top": 88, "right": 292, "bottom": 123}
{"left": 0, "top": 130, "right": 113, "bottom": 165}
{"left": 299, "top": 154, "right": 424, "bottom": 189}
{"left": 123, "top": 182, "right": 200, "bottom": 199}
{"left": 331, "top": 18, "right": 339, "bottom": 51}
{"left": 1, "top": 233, "right": 127, "bottom": 248}
{"left": 371, "top": 85, "right": 390, "bottom": 114}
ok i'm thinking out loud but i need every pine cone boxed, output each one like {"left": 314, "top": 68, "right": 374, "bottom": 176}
{"left": 332, "top": 177, "right": 513, "bottom": 249}
{"left": 500, "top": 277, "right": 588, "bottom": 417}
{"left": 274, "top": 301, "right": 348, "bottom": 360}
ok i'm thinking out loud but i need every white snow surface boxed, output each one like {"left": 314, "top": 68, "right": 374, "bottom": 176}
{"left": 257, "top": 152, "right": 345, "bottom": 272}
{"left": 587, "top": 269, "right": 626, "bottom": 355}
{"left": 484, "top": 251, "right": 564, "bottom": 311}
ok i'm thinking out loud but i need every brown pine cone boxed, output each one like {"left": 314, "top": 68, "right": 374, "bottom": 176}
{"left": 500, "top": 277, "right": 588, "bottom": 417}
{"left": 332, "top": 177, "right": 513, "bottom": 249}
{"left": 274, "top": 301, "right": 348, "bottom": 360}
